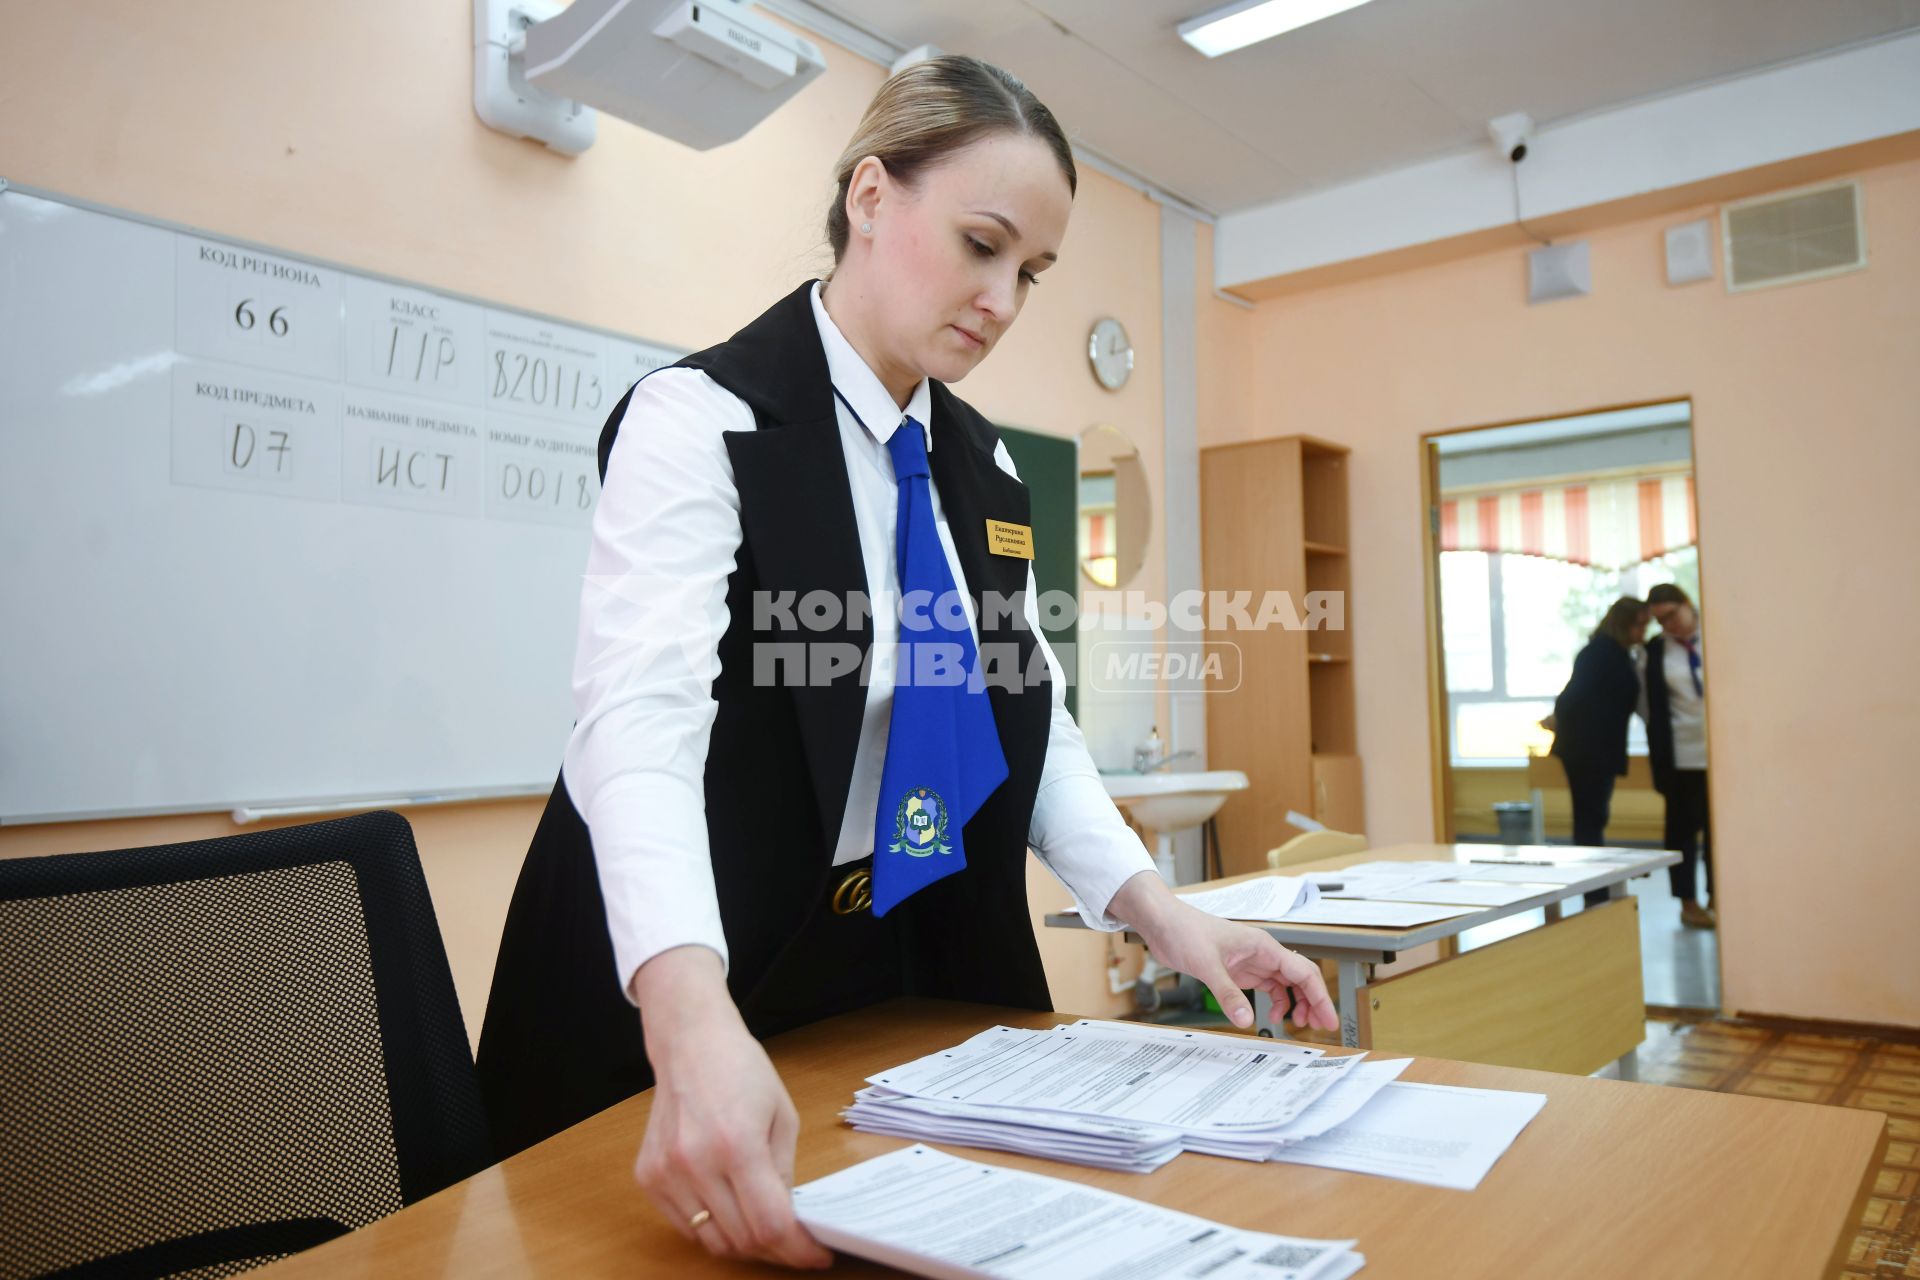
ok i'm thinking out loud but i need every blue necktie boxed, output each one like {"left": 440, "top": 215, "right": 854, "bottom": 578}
{"left": 871, "top": 416, "right": 1007, "bottom": 916}
{"left": 1681, "top": 637, "right": 1702, "bottom": 696}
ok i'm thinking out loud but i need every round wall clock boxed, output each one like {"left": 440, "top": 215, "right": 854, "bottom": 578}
{"left": 1088, "top": 317, "right": 1133, "bottom": 391}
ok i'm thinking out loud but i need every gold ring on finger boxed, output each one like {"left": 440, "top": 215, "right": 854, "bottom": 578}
{"left": 688, "top": 1208, "right": 712, "bottom": 1230}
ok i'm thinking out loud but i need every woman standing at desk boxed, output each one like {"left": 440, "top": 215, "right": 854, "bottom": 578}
{"left": 477, "top": 56, "right": 1336, "bottom": 1270}
{"left": 1549, "top": 597, "right": 1649, "bottom": 846}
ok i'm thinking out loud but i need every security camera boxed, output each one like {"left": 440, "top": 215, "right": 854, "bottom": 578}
{"left": 1487, "top": 112, "right": 1534, "bottom": 164}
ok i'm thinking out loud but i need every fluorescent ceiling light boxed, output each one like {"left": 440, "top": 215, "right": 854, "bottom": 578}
{"left": 1178, "top": 0, "right": 1376, "bottom": 56}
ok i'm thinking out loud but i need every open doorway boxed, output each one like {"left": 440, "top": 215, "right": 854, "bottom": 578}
{"left": 1420, "top": 400, "right": 1719, "bottom": 1011}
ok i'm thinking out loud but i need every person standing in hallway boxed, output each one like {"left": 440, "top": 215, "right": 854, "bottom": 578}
{"left": 1549, "top": 597, "right": 1650, "bottom": 846}
{"left": 1642, "top": 585, "right": 1712, "bottom": 927}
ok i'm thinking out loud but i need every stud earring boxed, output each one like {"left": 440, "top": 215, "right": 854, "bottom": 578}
{"left": 860, "top": 221, "right": 872, "bottom": 234}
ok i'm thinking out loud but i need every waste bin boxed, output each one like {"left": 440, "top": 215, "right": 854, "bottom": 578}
{"left": 1492, "top": 801, "right": 1534, "bottom": 843}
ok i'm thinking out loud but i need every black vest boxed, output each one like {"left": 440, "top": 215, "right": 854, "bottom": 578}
{"left": 476, "top": 282, "right": 1054, "bottom": 1157}
{"left": 1643, "top": 635, "right": 1677, "bottom": 794}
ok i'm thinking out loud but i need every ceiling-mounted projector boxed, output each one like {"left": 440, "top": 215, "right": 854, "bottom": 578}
{"left": 507, "top": 0, "right": 826, "bottom": 153}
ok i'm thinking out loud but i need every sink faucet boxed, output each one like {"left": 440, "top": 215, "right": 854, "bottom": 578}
{"left": 1135, "top": 749, "right": 1199, "bottom": 773}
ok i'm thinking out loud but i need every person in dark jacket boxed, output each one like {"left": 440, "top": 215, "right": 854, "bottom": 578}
{"left": 1550, "top": 597, "right": 1650, "bottom": 846}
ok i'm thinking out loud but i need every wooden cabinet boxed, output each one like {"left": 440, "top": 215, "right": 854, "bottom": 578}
{"left": 1201, "top": 436, "right": 1363, "bottom": 874}
{"left": 1311, "top": 753, "right": 1366, "bottom": 834}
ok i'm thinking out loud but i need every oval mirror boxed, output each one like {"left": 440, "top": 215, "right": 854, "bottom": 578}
{"left": 1079, "top": 424, "right": 1150, "bottom": 589}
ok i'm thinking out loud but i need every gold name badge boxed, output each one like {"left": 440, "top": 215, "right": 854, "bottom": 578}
{"left": 985, "top": 519, "right": 1035, "bottom": 560}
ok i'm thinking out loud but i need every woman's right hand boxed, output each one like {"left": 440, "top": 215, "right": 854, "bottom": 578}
{"left": 630, "top": 947, "right": 834, "bottom": 1270}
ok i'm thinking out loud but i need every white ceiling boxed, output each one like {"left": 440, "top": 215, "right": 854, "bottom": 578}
{"left": 800, "top": 0, "right": 1920, "bottom": 214}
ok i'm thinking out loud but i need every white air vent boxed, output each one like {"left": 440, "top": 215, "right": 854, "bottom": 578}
{"left": 1722, "top": 181, "right": 1866, "bottom": 293}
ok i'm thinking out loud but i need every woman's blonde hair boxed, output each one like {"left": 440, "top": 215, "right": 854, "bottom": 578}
{"left": 825, "top": 55, "right": 1076, "bottom": 266}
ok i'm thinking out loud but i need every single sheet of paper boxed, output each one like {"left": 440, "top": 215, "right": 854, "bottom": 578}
{"left": 1267, "top": 1081, "right": 1547, "bottom": 1190}
{"left": 1442, "top": 863, "right": 1607, "bottom": 885}
{"left": 1313, "top": 862, "right": 1463, "bottom": 899}
{"left": 1466, "top": 847, "right": 1638, "bottom": 865}
{"left": 793, "top": 1144, "right": 1365, "bottom": 1280}
{"left": 1268, "top": 1059, "right": 1413, "bottom": 1143}
{"left": 1280, "top": 899, "right": 1480, "bottom": 927}
{"left": 1177, "top": 875, "right": 1320, "bottom": 921}
{"left": 1367, "top": 881, "right": 1547, "bottom": 907}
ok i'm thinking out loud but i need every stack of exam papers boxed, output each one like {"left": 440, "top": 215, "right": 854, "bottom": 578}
{"left": 794, "top": 1143, "right": 1366, "bottom": 1280}
{"left": 847, "top": 1020, "right": 1385, "bottom": 1172}
{"left": 846, "top": 1020, "right": 1546, "bottom": 1191}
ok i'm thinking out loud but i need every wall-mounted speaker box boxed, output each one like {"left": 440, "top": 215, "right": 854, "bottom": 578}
{"left": 1665, "top": 218, "right": 1715, "bottom": 285}
{"left": 1528, "top": 241, "right": 1591, "bottom": 304}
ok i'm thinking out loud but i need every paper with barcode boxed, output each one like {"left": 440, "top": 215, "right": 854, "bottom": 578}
{"left": 793, "top": 1144, "right": 1363, "bottom": 1280}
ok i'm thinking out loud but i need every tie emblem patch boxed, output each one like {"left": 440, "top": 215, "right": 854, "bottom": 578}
{"left": 888, "top": 786, "right": 952, "bottom": 858}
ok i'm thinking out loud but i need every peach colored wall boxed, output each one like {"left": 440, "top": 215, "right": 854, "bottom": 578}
{"left": 0, "top": 0, "right": 1165, "bottom": 1030}
{"left": 1204, "top": 157, "right": 1920, "bottom": 1028}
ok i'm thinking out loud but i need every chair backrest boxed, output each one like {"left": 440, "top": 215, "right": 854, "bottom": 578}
{"left": 0, "top": 811, "right": 490, "bottom": 1279}
{"left": 1267, "top": 829, "right": 1369, "bottom": 869}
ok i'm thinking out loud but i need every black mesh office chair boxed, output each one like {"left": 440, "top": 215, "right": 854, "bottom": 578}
{"left": 0, "top": 810, "right": 491, "bottom": 1279}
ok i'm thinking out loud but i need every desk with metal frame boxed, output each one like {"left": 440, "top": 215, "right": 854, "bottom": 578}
{"left": 1046, "top": 843, "right": 1680, "bottom": 1080}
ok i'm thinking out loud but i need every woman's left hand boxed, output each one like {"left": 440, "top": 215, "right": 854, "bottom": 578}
{"left": 1110, "top": 871, "right": 1339, "bottom": 1033}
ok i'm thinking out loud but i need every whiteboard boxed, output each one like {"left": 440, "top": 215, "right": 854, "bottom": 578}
{"left": 0, "top": 184, "right": 682, "bottom": 822}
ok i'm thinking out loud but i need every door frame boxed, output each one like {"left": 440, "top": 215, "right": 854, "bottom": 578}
{"left": 1418, "top": 395, "right": 1698, "bottom": 844}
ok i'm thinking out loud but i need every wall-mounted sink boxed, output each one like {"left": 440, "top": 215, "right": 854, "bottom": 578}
{"left": 1102, "top": 770, "right": 1248, "bottom": 884}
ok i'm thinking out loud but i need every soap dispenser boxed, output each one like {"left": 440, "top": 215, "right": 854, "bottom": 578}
{"left": 1133, "top": 725, "right": 1163, "bottom": 772}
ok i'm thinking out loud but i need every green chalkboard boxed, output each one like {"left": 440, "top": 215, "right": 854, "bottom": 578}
{"left": 999, "top": 425, "right": 1079, "bottom": 720}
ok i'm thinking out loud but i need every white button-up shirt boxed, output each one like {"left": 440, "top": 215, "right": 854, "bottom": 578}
{"left": 563, "top": 282, "right": 1155, "bottom": 1000}
{"left": 1639, "top": 633, "right": 1707, "bottom": 771}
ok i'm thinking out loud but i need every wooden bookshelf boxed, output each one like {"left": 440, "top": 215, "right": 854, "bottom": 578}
{"left": 1201, "top": 436, "right": 1364, "bottom": 875}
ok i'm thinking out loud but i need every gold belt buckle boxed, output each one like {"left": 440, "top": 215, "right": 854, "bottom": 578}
{"left": 831, "top": 867, "right": 873, "bottom": 915}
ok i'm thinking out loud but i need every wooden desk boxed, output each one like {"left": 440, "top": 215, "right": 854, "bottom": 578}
{"left": 256, "top": 1000, "right": 1884, "bottom": 1279}
{"left": 1046, "top": 843, "right": 1679, "bottom": 1076}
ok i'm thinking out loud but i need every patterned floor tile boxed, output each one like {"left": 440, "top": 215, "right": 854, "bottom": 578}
{"left": 1851, "top": 1090, "right": 1920, "bottom": 1117}
{"left": 1672, "top": 1047, "right": 1748, "bottom": 1071}
{"left": 1771, "top": 1043, "right": 1856, "bottom": 1065}
{"left": 1735, "top": 1075, "right": 1835, "bottom": 1103}
{"left": 1680, "top": 1021, "right": 1770, "bottom": 1041}
{"left": 1888, "top": 1141, "right": 1918, "bottom": 1169}
{"left": 1878, "top": 1169, "right": 1919, "bottom": 1198}
{"left": 1651, "top": 1065, "right": 1728, "bottom": 1090}
{"left": 1866, "top": 1069, "right": 1920, "bottom": 1093}
{"left": 1785, "top": 1032, "right": 1875, "bottom": 1051}
{"left": 1846, "top": 1233, "right": 1878, "bottom": 1265}
{"left": 1756, "top": 1056, "right": 1849, "bottom": 1084}
{"left": 1847, "top": 1232, "right": 1906, "bottom": 1270}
